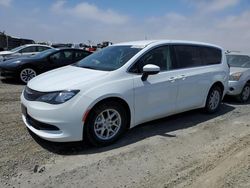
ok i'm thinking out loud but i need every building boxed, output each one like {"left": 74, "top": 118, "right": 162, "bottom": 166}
{"left": 0, "top": 32, "right": 35, "bottom": 50}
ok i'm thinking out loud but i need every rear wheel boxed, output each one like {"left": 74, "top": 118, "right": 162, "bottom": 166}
{"left": 237, "top": 84, "right": 250, "bottom": 103}
{"left": 19, "top": 68, "right": 37, "bottom": 84}
{"left": 85, "top": 101, "right": 128, "bottom": 146}
{"left": 204, "top": 86, "right": 222, "bottom": 113}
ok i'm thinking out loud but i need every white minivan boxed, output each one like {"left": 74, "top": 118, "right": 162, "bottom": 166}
{"left": 21, "top": 40, "right": 229, "bottom": 146}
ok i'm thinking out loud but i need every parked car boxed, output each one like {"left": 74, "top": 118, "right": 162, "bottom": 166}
{"left": 0, "top": 44, "right": 53, "bottom": 62}
{"left": 0, "top": 48, "right": 91, "bottom": 83}
{"left": 226, "top": 53, "right": 250, "bottom": 102}
{"left": 21, "top": 40, "right": 229, "bottom": 146}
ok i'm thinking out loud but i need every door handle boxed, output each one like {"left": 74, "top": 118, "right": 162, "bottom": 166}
{"left": 176, "top": 75, "right": 186, "bottom": 80}
{"left": 168, "top": 77, "right": 176, "bottom": 82}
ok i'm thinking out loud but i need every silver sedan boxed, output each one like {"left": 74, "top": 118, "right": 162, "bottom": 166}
{"left": 227, "top": 54, "right": 250, "bottom": 102}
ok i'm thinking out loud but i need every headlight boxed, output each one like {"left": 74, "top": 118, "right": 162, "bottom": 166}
{"left": 229, "top": 72, "right": 242, "bottom": 81}
{"left": 36, "top": 90, "right": 80, "bottom": 104}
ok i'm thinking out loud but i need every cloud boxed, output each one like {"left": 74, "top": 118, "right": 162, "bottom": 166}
{"left": 219, "top": 11, "right": 250, "bottom": 29}
{"left": 0, "top": 0, "right": 12, "bottom": 7}
{"left": 215, "top": 11, "right": 250, "bottom": 52}
{"left": 187, "top": 0, "right": 240, "bottom": 13}
{"left": 140, "top": 9, "right": 250, "bottom": 53}
{"left": 2, "top": 0, "right": 250, "bottom": 54}
{"left": 51, "top": 0, "right": 128, "bottom": 25}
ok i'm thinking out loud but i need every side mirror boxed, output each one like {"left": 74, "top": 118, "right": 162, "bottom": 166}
{"left": 141, "top": 64, "right": 160, "bottom": 81}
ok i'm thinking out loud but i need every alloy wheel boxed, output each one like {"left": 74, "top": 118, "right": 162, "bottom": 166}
{"left": 94, "top": 109, "right": 122, "bottom": 140}
{"left": 242, "top": 85, "right": 250, "bottom": 101}
{"left": 20, "top": 68, "right": 36, "bottom": 83}
{"left": 208, "top": 90, "right": 220, "bottom": 111}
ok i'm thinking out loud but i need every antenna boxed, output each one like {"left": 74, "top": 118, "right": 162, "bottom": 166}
{"left": 225, "top": 50, "right": 241, "bottom": 54}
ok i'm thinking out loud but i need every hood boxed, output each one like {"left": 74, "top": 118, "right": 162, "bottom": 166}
{"left": 0, "top": 51, "right": 14, "bottom": 56}
{"left": 230, "top": 67, "right": 249, "bottom": 74}
{"left": 0, "top": 57, "right": 33, "bottom": 66}
{"left": 28, "top": 65, "right": 110, "bottom": 92}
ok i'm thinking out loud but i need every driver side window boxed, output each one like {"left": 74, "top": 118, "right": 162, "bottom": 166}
{"left": 50, "top": 52, "right": 61, "bottom": 61}
{"left": 129, "top": 45, "right": 172, "bottom": 73}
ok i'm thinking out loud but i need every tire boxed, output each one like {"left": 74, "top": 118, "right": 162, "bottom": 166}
{"left": 85, "top": 101, "right": 128, "bottom": 146}
{"left": 19, "top": 67, "right": 37, "bottom": 84}
{"left": 204, "top": 85, "right": 222, "bottom": 114}
{"left": 236, "top": 84, "right": 250, "bottom": 103}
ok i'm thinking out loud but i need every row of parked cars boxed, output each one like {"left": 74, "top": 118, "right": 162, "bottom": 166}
{"left": 0, "top": 40, "right": 249, "bottom": 146}
{"left": 0, "top": 44, "right": 92, "bottom": 83}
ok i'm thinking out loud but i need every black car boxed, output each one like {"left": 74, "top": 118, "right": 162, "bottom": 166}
{"left": 0, "top": 48, "right": 91, "bottom": 83}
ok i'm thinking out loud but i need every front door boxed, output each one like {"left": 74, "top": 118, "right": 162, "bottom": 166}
{"left": 130, "top": 45, "right": 179, "bottom": 125}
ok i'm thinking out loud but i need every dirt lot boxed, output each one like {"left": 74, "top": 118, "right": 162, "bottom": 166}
{"left": 0, "top": 78, "right": 249, "bottom": 188}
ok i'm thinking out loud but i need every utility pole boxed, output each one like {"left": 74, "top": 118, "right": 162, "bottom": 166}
{"left": 3, "top": 30, "right": 8, "bottom": 50}
{"left": 6, "top": 34, "right": 8, "bottom": 50}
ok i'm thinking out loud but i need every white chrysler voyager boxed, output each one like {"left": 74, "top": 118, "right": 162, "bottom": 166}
{"left": 21, "top": 40, "right": 229, "bottom": 146}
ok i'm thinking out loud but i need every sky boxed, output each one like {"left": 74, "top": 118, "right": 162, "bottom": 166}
{"left": 0, "top": 0, "right": 250, "bottom": 53}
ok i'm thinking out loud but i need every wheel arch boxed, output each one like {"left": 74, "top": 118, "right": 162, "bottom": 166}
{"left": 19, "top": 63, "right": 38, "bottom": 73}
{"left": 203, "top": 81, "right": 225, "bottom": 107}
{"left": 211, "top": 81, "right": 225, "bottom": 94}
{"left": 84, "top": 96, "right": 132, "bottom": 130}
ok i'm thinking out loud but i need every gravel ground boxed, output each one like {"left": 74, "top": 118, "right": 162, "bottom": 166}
{"left": 0, "top": 77, "right": 249, "bottom": 188}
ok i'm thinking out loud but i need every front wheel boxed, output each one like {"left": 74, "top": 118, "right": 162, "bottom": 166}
{"left": 85, "top": 101, "right": 128, "bottom": 146}
{"left": 204, "top": 86, "right": 222, "bottom": 113}
{"left": 237, "top": 84, "right": 250, "bottom": 103}
{"left": 19, "top": 68, "right": 37, "bottom": 84}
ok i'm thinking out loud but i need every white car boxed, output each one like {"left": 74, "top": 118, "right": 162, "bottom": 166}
{"left": 21, "top": 40, "right": 229, "bottom": 146}
{"left": 0, "top": 44, "right": 53, "bottom": 62}
{"left": 227, "top": 53, "right": 250, "bottom": 102}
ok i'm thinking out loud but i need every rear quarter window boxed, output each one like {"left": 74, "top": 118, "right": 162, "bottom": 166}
{"left": 172, "top": 45, "right": 222, "bottom": 69}
{"left": 200, "top": 46, "right": 222, "bottom": 65}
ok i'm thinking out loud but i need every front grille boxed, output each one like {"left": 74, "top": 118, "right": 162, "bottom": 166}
{"left": 26, "top": 114, "right": 60, "bottom": 131}
{"left": 24, "top": 86, "right": 44, "bottom": 101}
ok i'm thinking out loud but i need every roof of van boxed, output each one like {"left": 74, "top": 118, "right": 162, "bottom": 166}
{"left": 114, "top": 40, "right": 222, "bottom": 49}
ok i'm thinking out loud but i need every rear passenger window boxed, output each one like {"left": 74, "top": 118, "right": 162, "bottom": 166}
{"left": 20, "top": 46, "right": 37, "bottom": 53}
{"left": 200, "top": 47, "right": 221, "bottom": 65}
{"left": 173, "top": 45, "right": 203, "bottom": 68}
{"left": 75, "top": 51, "right": 90, "bottom": 60}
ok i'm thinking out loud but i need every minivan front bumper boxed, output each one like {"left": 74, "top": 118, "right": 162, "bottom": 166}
{"left": 20, "top": 92, "right": 87, "bottom": 142}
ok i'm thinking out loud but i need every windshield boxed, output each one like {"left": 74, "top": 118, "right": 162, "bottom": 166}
{"left": 10, "top": 46, "right": 25, "bottom": 52}
{"left": 74, "top": 45, "right": 143, "bottom": 71}
{"left": 32, "top": 48, "right": 57, "bottom": 58}
{"left": 227, "top": 55, "right": 250, "bottom": 68}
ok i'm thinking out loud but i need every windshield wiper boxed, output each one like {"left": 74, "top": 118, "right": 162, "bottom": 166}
{"left": 80, "top": 66, "right": 96, "bottom": 70}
